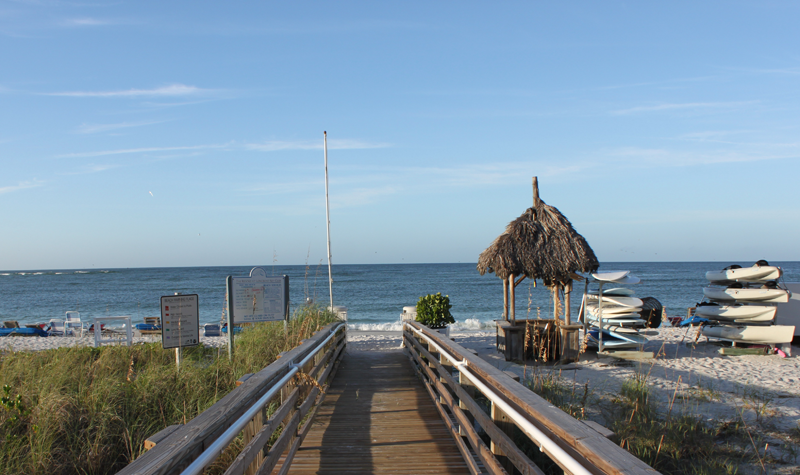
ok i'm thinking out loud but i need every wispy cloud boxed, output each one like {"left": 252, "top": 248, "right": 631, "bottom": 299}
{"left": 61, "top": 17, "right": 112, "bottom": 27}
{"left": 611, "top": 101, "right": 758, "bottom": 115}
{"left": 63, "top": 163, "right": 122, "bottom": 175}
{"left": 45, "top": 84, "right": 211, "bottom": 98}
{"left": 245, "top": 139, "right": 392, "bottom": 151}
{"left": 56, "top": 143, "right": 228, "bottom": 158}
{"left": 0, "top": 179, "right": 44, "bottom": 194}
{"left": 76, "top": 120, "right": 167, "bottom": 134}
{"left": 609, "top": 146, "right": 800, "bottom": 166}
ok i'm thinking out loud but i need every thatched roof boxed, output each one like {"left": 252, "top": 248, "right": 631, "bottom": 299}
{"left": 477, "top": 178, "right": 598, "bottom": 286}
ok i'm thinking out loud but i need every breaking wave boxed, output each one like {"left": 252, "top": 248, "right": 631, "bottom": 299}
{"left": 347, "top": 318, "right": 495, "bottom": 332}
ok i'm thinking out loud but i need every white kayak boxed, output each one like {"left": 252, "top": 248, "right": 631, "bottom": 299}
{"left": 703, "top": 287, "right": 790, "bottom": 303}
{"left": 588, "top": 287, "right": 636, "bottom": 297}
{"left": 587, "top": 328, "right": 647, "bottom": 346}
{"left": 592, "top": 271, "right": 641, "bottom": 284}
{"left": 585, "top": 314, "right": 647, "bottom": 327}
{"left": 706, "top": 266, "right": 782, "bottom": 283}
{"left": 701, "top": 324, "right": 795, "bottom": 344}
{"left": 586, "top": 304, "right": 643, "bottom": 315}
{"left": 694, "top": 304, "right": 777, "bottom": 322}
{"left": 586, "top": 295, "right": 644, "bottom": 308}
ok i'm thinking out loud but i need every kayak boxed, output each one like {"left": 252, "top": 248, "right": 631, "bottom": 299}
{"left": 706, "top": 265, "right": 782, "bottom": 284}
{"left": 586, "top": 304, "right": 643, "bottom": 314}
{"left": 701, "top": 324, "right": 795, "bottom": 344}
{"left": 586, "top": 295, "right": 643, "bottom": 308}
{"left": 0, "top": 327, "right": 48, "bottom": 337}
{"left": 703, "top": 287, "right": 790, "bottom": 304}
{"left": 592, "top": 271, "right": 641, "bottom": 285}
{"left": 588, "top": 287, "right": 636, "bottom": 297}
{"left": 694, "top": 304, "right": 777, "bottom": 322}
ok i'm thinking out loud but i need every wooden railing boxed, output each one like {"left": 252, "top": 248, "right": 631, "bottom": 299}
{"left": 403, "top": 321, "right": 659, "bottom": 475}
{"left": 119, "top": 322, "right": 346, "bottom": 475}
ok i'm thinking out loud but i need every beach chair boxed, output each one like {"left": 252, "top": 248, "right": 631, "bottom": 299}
{"left": 203, "top": 323, "right": 221, "bottom": 337}
{"left": 48, "top": 319, "right": 65, "bottom": 336}
{"left": 64, "top": 311, "right": 84, "bottom": 337}
{"left": 3, "top": 321, "right": 20, "bottom": 328}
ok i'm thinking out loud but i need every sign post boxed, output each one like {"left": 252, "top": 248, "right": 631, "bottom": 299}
{"left": 160, "top": 294, "right": 200, "bottom": 371}
{"left": 226, "top": 267, "right": 289, "bottom": 360}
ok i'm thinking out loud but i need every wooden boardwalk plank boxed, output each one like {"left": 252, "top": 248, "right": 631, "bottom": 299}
{"left": 285, "top": 349, "right": 471, "bottom": 475}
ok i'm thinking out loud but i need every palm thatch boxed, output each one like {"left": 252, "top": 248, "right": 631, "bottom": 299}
{"left": 477, "top": 178, "right": 598, "bottom": 286}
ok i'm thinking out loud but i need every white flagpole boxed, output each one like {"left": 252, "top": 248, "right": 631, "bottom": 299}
{"left": 324, "top": 131, "right": 334, "bottom": 311}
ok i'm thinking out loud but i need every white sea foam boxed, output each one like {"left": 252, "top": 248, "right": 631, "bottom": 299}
{"left": 74, "top": 271, "right": 89, "bottom": 274}
{"left": 347, "top": 318, "right": 496, "bottom": 332}
{"left": 348, "top": 321, "right": 404, "bottom": 331}
{"left": 450, "top": 318, "right": 496, "bottom": 331}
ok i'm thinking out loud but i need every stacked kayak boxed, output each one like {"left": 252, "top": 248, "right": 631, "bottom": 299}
{"left": 583, "top": 271, "right": 647, "bottom": 350}
{"left": 696, "top": 261, "right": 795, "bottom": 344}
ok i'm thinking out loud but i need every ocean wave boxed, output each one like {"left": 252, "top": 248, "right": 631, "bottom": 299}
{"left": 347, "top": 318, "right": 496, "bottom": 332}
{"left": 74, "top": 271, "right": 89, "bottom": 274}
{"left": 348, "top": 321, "right": 404, "bottom": 331}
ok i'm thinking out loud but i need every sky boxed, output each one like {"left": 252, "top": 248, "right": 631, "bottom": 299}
{"left": 2, "top": 1, "right": 800, "bottom": 270}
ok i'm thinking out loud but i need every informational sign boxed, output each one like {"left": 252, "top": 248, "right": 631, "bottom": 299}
{"left": 228, "top": 267, "right": 289, "bottom": 324}
{"left": 160, "top": 294, "right": 200, "bottom": 349}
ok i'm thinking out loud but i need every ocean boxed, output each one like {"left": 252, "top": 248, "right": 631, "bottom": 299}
{"left": 2, "top": 262, "right": 799, "bottom": 330}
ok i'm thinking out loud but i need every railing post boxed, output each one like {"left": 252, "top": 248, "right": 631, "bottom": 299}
{"left": 458, "top": 370, "right": 476, "bottom": 437}
{"left": 439, "top": 351, "right": 452, "bottom": 406}
{"left": 244, "top": 407, "right": 265, "bottom": 475}
{"left": 491, "top": 401, "right": 516, "bottom": 474}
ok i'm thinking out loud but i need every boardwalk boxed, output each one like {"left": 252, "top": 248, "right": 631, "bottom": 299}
{"left": 286, "top": 348, "right": 472, "bottom": 475}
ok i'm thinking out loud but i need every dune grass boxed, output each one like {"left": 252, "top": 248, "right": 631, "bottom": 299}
{"left": 521, "top": 367, "right": 790, "bottom": 474}
{"left": 0, "top": 305, "right": 338, "bottom": 475}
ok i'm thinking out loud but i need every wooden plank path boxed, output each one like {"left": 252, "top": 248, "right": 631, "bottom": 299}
{"left": 284, "top": 348, "right": 472, "bottom": 475}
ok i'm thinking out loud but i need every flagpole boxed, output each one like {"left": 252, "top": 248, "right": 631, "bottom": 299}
{"left": 324, "top": 131, "right": 334, "bottom": 311}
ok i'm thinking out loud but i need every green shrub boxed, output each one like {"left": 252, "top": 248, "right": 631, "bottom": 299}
{"left": 415, "top": 293, "right": 455, "bottom": 328}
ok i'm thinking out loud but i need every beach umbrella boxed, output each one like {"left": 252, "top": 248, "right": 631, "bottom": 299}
{"left": 477, "top": 177, "right": 598, "bottom": 324}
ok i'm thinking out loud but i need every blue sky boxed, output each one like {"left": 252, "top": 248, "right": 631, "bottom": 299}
{"left": 2, "top": 1, "right": 799, "bottom": 270}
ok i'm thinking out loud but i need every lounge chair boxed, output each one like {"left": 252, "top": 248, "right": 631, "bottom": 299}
{"left": 47, "top": 319, "right": 64, "bottom": 336}
{"left": 64, "top": 311, "right": 84, "bottom": 337}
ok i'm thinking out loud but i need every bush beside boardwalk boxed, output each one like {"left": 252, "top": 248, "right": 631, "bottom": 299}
{"left": 0, "top": 306, "right": 338, "bottom": 475}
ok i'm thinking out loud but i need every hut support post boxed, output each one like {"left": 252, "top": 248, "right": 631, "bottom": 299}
{"left": 502, "top": 278, "right": 509, "bottom": 321}
{"left": 552, "top": 286, "right": 559, "bottom": 320}
{"left": 565, "top": 281, "right": 572, "bottom": 325}
{"left": 597, "top": 282, "right": 605, "bottom": 352}
{"left": 508, "top": 274, "right": 516, "bottom": 324}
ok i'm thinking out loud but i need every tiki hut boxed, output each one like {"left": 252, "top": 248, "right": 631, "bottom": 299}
{"left": 478, "top": 177, "right": 598, "bottom": 325}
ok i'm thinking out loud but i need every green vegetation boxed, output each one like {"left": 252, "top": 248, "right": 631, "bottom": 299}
{"left": 0, "top": 305, "right": 338, "bottom": 475}
{"left": 522, "top": 368, "right": 797, "bottom": 474}
{"left": 415, "top": 292, "right": 455, "bottom": 329}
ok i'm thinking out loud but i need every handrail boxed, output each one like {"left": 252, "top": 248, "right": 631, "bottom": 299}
{"left": 403, "top": 321, "right": 659, "bottom": 475}
{"left": 406, "top": 323, "right": 592, "bottom": 475}
{"left": 181, "top": 323, "right": 344, "bottom": 475}
{"left": 119, "top": 322, "right": 346, "bottom": 475}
